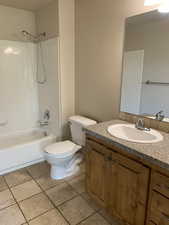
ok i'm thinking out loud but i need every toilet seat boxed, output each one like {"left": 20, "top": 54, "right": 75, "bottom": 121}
{"left": 45, "top": 140, "right": 81, "bottom": 158}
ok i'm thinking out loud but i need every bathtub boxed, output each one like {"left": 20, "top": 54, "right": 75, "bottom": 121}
{"left": 0, "top": 129, "right": 56, "bottom": 175}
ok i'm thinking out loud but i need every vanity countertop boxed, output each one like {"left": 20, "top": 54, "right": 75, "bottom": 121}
{"left": 85, "top": 120, "right": 169, "bottom": 172}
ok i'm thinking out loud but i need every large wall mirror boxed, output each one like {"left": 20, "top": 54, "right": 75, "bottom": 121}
{"left": 121, "top": 10, "right": 169, "bottom": 122}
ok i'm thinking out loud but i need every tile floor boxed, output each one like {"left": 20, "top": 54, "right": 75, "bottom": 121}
{"left": 0, "top": 161, "right": 121, "bottom": 225}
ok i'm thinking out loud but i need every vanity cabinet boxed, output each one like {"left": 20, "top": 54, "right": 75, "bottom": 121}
{"left": 149, "top": 191, "right": 169, "bottom": 225}
{"left": 86, "top": 135, "right": 169, "bottom": 225}
{"left": 148, "top": 172, "right": 169, "bottom": 225}
{"left": 86, "top": 139, "right": 110, "bottom": 207}
{"left": 86, "top": 137, "right": 149, "bottom": 225}
{"left": 106, "top": 151, "right": 149, "bottom": 225}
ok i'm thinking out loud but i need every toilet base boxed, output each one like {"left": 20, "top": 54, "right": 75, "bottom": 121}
{"left": 51, "top": 164, "right": 80, "bottom": 180}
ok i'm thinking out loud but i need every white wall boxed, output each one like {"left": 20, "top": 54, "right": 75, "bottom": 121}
{"left": 0, "top": 5, "right": 36, "bottom": 41}
{"left": 36, "top": 0, "right": 59, "bottom": 40}
{"left": 58, "top": 0, "right": 75, "bottom": 138}
{"left": 125, "top": 18, "right": 169, "bottom": 116}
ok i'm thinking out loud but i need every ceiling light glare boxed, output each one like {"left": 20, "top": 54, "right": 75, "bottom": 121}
{"left": 144, "top": 0, "right": 161, "bottom": 6}
{"left": 158, "top": 0, "right": 169, "bottom": 12}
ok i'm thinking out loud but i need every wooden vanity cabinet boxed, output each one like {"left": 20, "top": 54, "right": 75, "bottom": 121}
{"left": 147, "top": 172, "right": 169, "bottom": 225}
{"left": 86, "top": 137, "right": 150, "bottom": 225}
{"left": 106, "top": 151, "right": 149, "bottom": 225}
{"left": 86, "top": 139, "right": 111, "bottom": 207}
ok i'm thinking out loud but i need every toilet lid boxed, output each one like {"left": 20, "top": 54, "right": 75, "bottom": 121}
{"left": 45, "top": 141, "right": 81, "bottom": 156}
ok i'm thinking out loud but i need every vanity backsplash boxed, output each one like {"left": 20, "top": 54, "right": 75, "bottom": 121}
{"left": 119, "top": 112, "right": 169, "bottom": 133}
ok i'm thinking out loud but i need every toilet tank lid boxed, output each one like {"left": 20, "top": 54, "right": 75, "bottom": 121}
{"left": 69, "top": 116, "right": 97, "bottom": 127}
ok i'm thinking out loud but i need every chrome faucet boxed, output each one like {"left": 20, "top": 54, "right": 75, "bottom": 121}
{"left": 135, "top": 118, "right": 151, "bottom": 131}
{"left": 44, "top": 109, "right": 50, "bottom": 121}
{"left": 39, "top": 110, "right": 50, "bottom": 127}
{"left": 155, "top": 111, "right": 165, "bottom": 121}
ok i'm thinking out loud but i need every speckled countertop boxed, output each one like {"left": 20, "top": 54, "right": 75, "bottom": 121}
{"left": 85, "top": 120, "right": 169, "bottom": 171}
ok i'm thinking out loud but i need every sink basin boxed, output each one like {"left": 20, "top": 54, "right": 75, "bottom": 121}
{"left": 107, "top": 124, "right": 163, "bottom": 144}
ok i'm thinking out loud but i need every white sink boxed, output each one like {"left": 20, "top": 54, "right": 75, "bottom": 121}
{"left": 107, "top": 124, "right": 163, "bottom": 144}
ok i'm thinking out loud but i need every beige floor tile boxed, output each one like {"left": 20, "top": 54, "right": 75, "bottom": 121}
{"left": 67, "top": 174, "right": 85, "bottom": 194}
{"left": 81, "top": 192, "right": 101, "bottom": 211}
{"left": 0, "top": 189, "right": 15, "bottom": 210}
{"left": 65, "top": 163, "right": 86, "bottom": 182}
{"left": 4, "top": 169, "right": 32, "bottom": 188}
{"left": 99, "top": 209, "right": 123, "bottom": 225}
{"left": 58, "top": 196, "right": 94, "bottom": 225}
{"left": 0, "top": 176, "right": 8, "bottom": 192}
{"left": 46, "top": 182, "right": 78, "bottom": 206}
{"left": 79, "top": 213, "right": 110, "bottom": 225}
{"left": 19, "top": 193, "right": 53, "bottom": 221}
{"left": 36, "top": 174, "right": 65, "bottom": 191}
{"left": 0, "top": 204, "right": 26, "bottom": 225}
{"left": 27, "top": 162, "right": 50, "bottom": 179}
{"left": 29, "top": 209, "right": 68, "bottom": 225}
{"left": 11, "top": 180, "right": 42, "bottom": 202}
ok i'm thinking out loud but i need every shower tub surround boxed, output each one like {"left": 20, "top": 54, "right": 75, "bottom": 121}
{"left": 0, "top": 129, "right": 56, "bottom": 175}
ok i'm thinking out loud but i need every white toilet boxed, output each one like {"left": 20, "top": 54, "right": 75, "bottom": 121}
{"left": 45, "top": 116, "right": 97, "bottom": 180}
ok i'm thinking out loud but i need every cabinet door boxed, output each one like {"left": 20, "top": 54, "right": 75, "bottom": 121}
{"left": 106, "top": 151, "right": 149, "bottom": 225}
{"left": 86, "top": 140, "right": 109, "bottom": 206}
{"left": 149, "top": 191, "right": 169, "bottom": 225}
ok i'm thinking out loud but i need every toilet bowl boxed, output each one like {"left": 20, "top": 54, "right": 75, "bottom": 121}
{"left": 45, "top": 116, "right": 97, "bottom": 180}
{"left": 45, "top": 141, "right": 81, "bottom": 179}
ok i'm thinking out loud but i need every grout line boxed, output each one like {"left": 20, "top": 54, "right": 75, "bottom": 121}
{"left": 76, "top": 211, "right": 98, "bottom": 225}
{"left": 26, "top": 166, "right": 93, "bottom": 225}
{"left": 98, "top": 210, "right": 114, "bottom": 225}
{"left": 26, "top": 163, "right": 97, "bottom": 225}
{"left": 27, "top": 208, "right": 55, "bottom": 223}
{"left": 1, "top": 162, "right": 94, "bottom": 225}
{"left": 79, "top": 192, "right": 101, "bottom": 213}
{"left": 0, "top": 201, "right": 16, "bottom": 212}
{"left": 15, "top": 191, "right": 43, "bottom": 204}
{"left": 56, "top": 194, "right": 79, "bottom": 208}
{"left": 26, "top": 167, "right": 72, "bottom": 225}
{"left": 3, "top": 175, "right": 29, "bottom": 224}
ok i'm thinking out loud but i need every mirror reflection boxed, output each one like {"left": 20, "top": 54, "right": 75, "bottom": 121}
{"left": 121, "top": 10, "right": 169, "bottom": 122}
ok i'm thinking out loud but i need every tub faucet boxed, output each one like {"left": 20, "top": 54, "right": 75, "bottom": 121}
{"left": 135, "top": 118, "right": 151, "bottom": 131}
{"left": 39, "top": 110, "right": 50, "bottom": 127}
{"left": 155, "top": 111, "right": 165, "bottom": 121}
{"left": 44, "top": 110, "right": 50, "bottom": 121}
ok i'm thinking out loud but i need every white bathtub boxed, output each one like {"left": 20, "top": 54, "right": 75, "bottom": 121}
{"left": 0, "top": 129, "right": 56, "bottom": 175}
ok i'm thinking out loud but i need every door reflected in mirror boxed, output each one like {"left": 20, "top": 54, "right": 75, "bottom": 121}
{"left": 121, "top": 10, "right": 169, "bottom": 123}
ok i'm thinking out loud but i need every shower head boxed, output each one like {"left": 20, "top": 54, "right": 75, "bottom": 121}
{"left": 21, "top": 30, "right": 46, "bottom": 42}
{"left": 22, "top": 30, "right": 35, "bottom": 38}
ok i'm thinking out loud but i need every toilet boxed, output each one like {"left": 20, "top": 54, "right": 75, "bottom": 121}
{"left": 45, "top": 116, "right": 97, "bottom": 180}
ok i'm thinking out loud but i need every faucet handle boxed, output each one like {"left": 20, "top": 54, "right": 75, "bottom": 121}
{"left": 135, "top": 118, "right": 144, "bottom": 127}
{"left": 44, "top": 110, "right": 50, "bottom": 121}
{"left": 155, "top": 110, "right": 165, "bottom": 121}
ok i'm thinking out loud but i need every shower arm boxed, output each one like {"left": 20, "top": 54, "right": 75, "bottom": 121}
{"left": 22, "top": 30, "right": 46, "bottom": 42}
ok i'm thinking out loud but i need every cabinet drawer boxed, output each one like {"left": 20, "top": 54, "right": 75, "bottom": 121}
{"left": 152, "top": 172, "right": 169, "bottom": 198}
{"left": 86, "top": 139, "right": 111, "bottom": 156}
{"left": 150, "top": 191, "right": 169, "bottom": 225}
{"left": 148, "top": 222, "right": 157, "bottom": 225}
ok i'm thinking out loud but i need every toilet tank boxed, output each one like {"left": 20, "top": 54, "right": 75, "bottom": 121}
{"left": 69, "top": 116, "right": 97, "bottom": 146}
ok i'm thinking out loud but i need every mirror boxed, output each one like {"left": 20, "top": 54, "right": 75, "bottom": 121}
{"left": 120, "top": 10, "right": 169, "bottom": 122}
